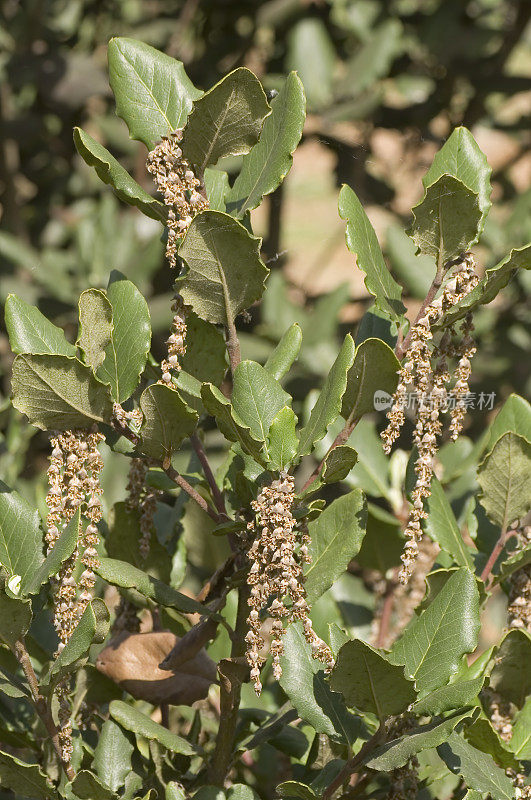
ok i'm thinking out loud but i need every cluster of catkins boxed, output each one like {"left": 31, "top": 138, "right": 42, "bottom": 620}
{"left": 382, "top": 253, "right": 479, "bottom": 583}
{"left": 46, "top": 429, "right": 104, "bottom": 759}
{"left": 507, "top": 524, "right": 531, "bottom": 632}
{"left": 386, "top": 714, "right": 419, "bottom": 800}
{"left": 245, "top": 475, "right": 334, "bottom": 695}
{"left": 125, "top": 457, "right": 161, "bottom": 561}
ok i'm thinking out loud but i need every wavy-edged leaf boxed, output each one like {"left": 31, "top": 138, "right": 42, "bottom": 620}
{"left": 483, "top": 393, "right": 531, "bottom": 458}
{"left": 110, "top": 699, "right": 195, "bottom": 755}
{"left": 409, "top": 175, "right": 482, "bottom": 266}
{"left": 477, "top": 432, "right": 531, "bottom": 530}
{"left": 177, "top": 211, "right": 268, "bottom": 325}
{"left": 77, "top": 289, "right": 113, "bottom": 371}
{"left": 390, "top": 568, "right": 480, "bottom": 692}
{"left": 509, "top": 698, "right": 531, "bottom": 760}
{"left": 268, "top": 407, "right": 298, "bottom": 471}
{"left": 0, "top": 592, "right": 31, "bottom": 647}
{"left": 108, "top": 37, "right": 202, "bottom": 149}
{"left": 12, "top": 354, "right": 113, "bottom": 430}
{"left": 74, "top": 127, "right": 165, "bottom": 220}
{"left": 264, "top": 323, "right": 302, "bottom": 381}
{"left": 70, "top": 770, "right": 117, "bottom": 800}
{"left": 96, "top": 557, "right": 214, "bottom": 617}
{"left": 366, "top": 710, "right": 475, "bottom": 772}
{"left": 279, "top": 622, "right": 359, "bottom": 743}
{"left": 45, "top": 599, "right": 110, "bottom": 689}
{"left": 96, "top": 272, "right": 151, "bottom": 403}
{"left": 21, "top": 509, "right": 80, "bottom": 596}
{"left": 339, "top": 184, "right": 405, "bottom": 322}
{"left": 232, "top": 360, "right": 291, "bottom": 445}
{"left": 139, "top": 384, "right": 198, "bottom": 462}
{"left": 412, "top": 676, "right": 484, "bottom": 716}
{"left": 321, "top": 445, "right": 358, "bottom": 484}
{"left": 227, "top": 72, "right": 305, "bottom": 217}
{"left": 341, "top": 337, "right": 399, "bottom": 423}
{"left": 204, "top": 168, "right": 230, "bottom": 212}
{"left": 424, "top": 478, "right": 474, "bottom": 568}
{"left": 304, "top": 489, "right": 367, "bottom": 604}
{"left": 5, "top": 294, "right": 76, "bottom": 356}
{"left": 181, "top": 67, "right": 270, "bottom": 173}
{"left": 437, "top": 733, "right": 515, "bottom": 800}
{"left": 94, "top": 719, "right": 134, "bottom": 793}
{"left": 0, "top": 481, "right": 42, "bottom": 589}
{"left": 180, "top": 312, "right": 227, "bottom": 385}
{"left": 201, "top": 382, "right": 265, "bottom": 464}
{"left": 0, "top": 750, "right": 58, "bottom": 799}
{"left": 443, "top": 244, "right": 531, "bottom": 327}
{"left": 423, "top": 127, "right": 491, "bottom": 234}
{"left": 330, "top": 639, "right": 416, "bottom": 720}
{"left": 489, "top": 628, "right": 531, "bottom": 709}
{"left": 298, "top": 334, "right": 355, "bottom": 456}
{"left": 464, "top": 718, "right": 519, "bottom": 770}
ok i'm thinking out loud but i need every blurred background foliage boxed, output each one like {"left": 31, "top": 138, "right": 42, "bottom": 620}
{"left": 0, "top": 0, "right": 530, "bottom": 506}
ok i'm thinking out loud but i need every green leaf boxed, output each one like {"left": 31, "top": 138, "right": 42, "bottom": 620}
{"left": 412, "top": 676, "right": 484, "bottom": 716}
{"left": 390, "top": 568, "right": 480, "bottom": 692}
{"left": 341, "top": 338, "right": 399, "bottom": 423}
{"left": 339, "top": 184, "right": 405, "bottom": 322}
{"left": 483, "top": 393, "right": 531, "bottom": 458}
{"left": 182, "top": 67, "right": 270, "bottom": 173}
{"left": 108, "top": 37, "right": 202, "bottom": 150}
{"left": 180, "top": 313, "right": 227, "bottom": 385}
{"left": 139, "top": 384, "right": 198, "bottom": 461}
{"left": 268, "top": 407, "right": 298, "bottom": 471}
{"left": 366, "top": 710, "right": 475, "bottom": 771}
{"left": 304, "top": 490, "right": 367, "bottom": 604}
{"left": 96, "top": 557, "right": 213, "bottom": 617}
{"left": 204, "top": 168, "right": 230, "bottom": 212}
{"left": 0, "top": 481, "right": 43, "bottom": 589}
{"left": 355, "top": 505, "right": 404, "bottom": 572}
{"left": 77, "top": 289, "right": 113, "bottom": 371}
{"left": 0, "top": 749, "right": 58, "bottom": 799}
{"left": 509, "top": 697, "right": 531, "bottom": 760}
{"left": 201, "top": 383, "right": 265, "bottom": 464}
{"left": 0, "top": 592, "right": 31, "bottom": 648}
{"left": 442, "top": 244, "right": 531, "bottom": 327}
{"left": 96, "top": 273, "right": 151, "bottom": 403}
{"left": 106, "top": 502, "right": 171, "bottom": 584}
{"left": 21, "top": 509, "right": 80, "bottom": 596}
{"left": 409, "top": 174, "right": 482, "bottom": 266}
{"left": 298, "top": 334, "right": 356, "bottom": 456}
{"left": 232, "top": 360, "right": 291, "bottom": 445}
{"left": 489, "top": 628, "right": 531, "bottom": 709}
{"left": 287, "top": 19, "right": 335, "bottom": 111}
{"left": 477, "top": 432, "right": 531, "bottom": 530}
{"left": 227, "top": 72, "right": 305, "bottom": 217}
{"left": 110, "top": 699, "right": 196, "bottom": 755}
{"left": 71, "top": 770, "right": 117, "bottom": 800}
{"left": 177, "top": 211, "right": 268, "bottom": 324}
{"left": 264, "top": 323, "right": 302, "bottom": 381}
{"left": 73, "top": 128, "right": 165, "bottom": 220}
{"left": 464, "top": 718, "right": 519, "bottom": 770}
{"left": 46, "top": 599, "right": 110, "bottom": 689}
{"left": 12, "top": 354, "right": 113, "bottom": 430}
{"left": 321, "top": 445, "right": 358, "bottom": 484}
{"left": 276, "top": 782, "right": 316, "bottom": 800}
{"left": 424, "top": 478, "right": 474, "bottom": 568}
{"left": 94, "top": 719, "right": 134, "bottom": 793}
{"left": 437, "top": 733, "right": 515, "bottom": 800}
{"left": 5, "top": 294, "right": 76, "bottom": 356}
{"left": 278, "top": 622, "right": 359, "bottom": 743}
{"left": 330, "top": 639, "right": 416, "bottom": 720}
{"left": 423, "top": 127, "right": 492, "bottom": 235}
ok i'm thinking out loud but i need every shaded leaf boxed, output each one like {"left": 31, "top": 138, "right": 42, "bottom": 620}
{"left": 264, "top": 323, "right": 302, "bottom": 381}
{"left": 5, "top": 294, "right": 76, "bottom": 356}
{"left": 12, "top": 354, "right": 113, "bottom": 430}
{"left": 181, "top": 68, "right": 270, "bottom": 173}
{"left": 0, "top": 481, "right": 43, "bottom": 589}
{"left": 177, "top": 211, "right": 269, "bottom": 324}
{"left": 94, "top": 719, "right": 134, "bottom": 793}
{"left": 409, "top": 175, "right": 482, "bottom": 266}
{"left": 304, "top": 490, "right": 367, "bottom": 604}
{"left": 355, "top": 505, "right": 404, "bottom": 572}
{"left": 483, "top": 393, "right": 531, "bottom": 459}
{"left": 424, "top": 477, "right": 474, "bottom": 568}
{"left": 21, "top": 509, "right": 80, "bottom": 596}
{"left": 71, "top": 770, "right": 117, "bottom": 800}
{"left": 227, "top": 72, "right": 305, "bottom": 217}
{"left": 268, "top": 407, "right": 298, "bottom": 471}
{"left": 298, "top": 335, "right": 356, "bottom": 456}
{"left": 74, "top": 127, "right": 165, "bottom": 220}
{"left": 477, "top": 432, "right": 530, "bottom": 530}
{"left": 341, "top": 338, "right": 399, "bottom": 423}
{"left": 437, "top": 733, "right": 515, "bottom": 800}
{"left": 204, "top": 168, "right": 230, "bottom": 212}
{"left": 110, "top": 699, "right": 196, "bottom": 754}
{"left": 412, "top": 676, "right": 484, "bottom": 716}
{"left": 390, "top": 568, "right": 480, "bottom": 692}
{"left": 464, "top": 718, "right": 519, "bottom": 770}
{"left": 108, "top": 38, "right": 202, "bottom": 149}
{"left": 321, "top": 445, "right": 358, "bottom": 484}
{"left": 201, "top": 383, "right": 265, "bottom": 464}
{"left": 330, "top": 639, "right": 416, "bottom": 720}
{"left": 96, "top": 273, "right": 151, "bottom": 404}
{"left": 0, "top": 592, "right": 31, "bottom": 648}
{"left": 509, "top": 698, "right": 531, "bottom": 760}
{"left": 0, "top": 749, "right": 58, "bottom": 799}
{"left": 180, "top": 313, "right": 227, "bottom": 385}
{"left": 339, "top": 184, "right": 405, "bottom": 321}
{"left": 77, "top": 289, "right": 113, "bottom": 371}
{"left": 287, "top": 19, "right": 335, "bottom": 111}
{"left": 45, "top": 599, "right": 110, "bottom": 689}
{"left": 139, "top": 384, "right": 198, "bottom": 461}
{"left": 489, "top": 628, "right": 531, "bottom": 709}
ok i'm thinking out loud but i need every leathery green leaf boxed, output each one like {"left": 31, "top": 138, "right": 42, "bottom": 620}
{"left": 77, "top": 289, "right": 113, "bottom": 371}
{"left": 139, "top": 384, "right": 198, "bottom": 462}
{"left": 437, "top": 733, "right": 515, "bottom": 800}
{"left": 0, "top": 481, "right": 43, "bottom": 591}
{"left": 232, "top": 360, "right": 291, "bottom": 445}
{"left": 477, "top": 432, "right": 531, "bottom": 530}
{"left": 267, "top": 407, "right": 298, "bottom": 471}
{"left": 5, "top": 294, "right": 76, "bottom": 356}
{"left": 341, "top": 337, "right": 399, "bottom": 423}
{"left": 264, "top": 323, "right": 302, "bottom": 381}
{"left": 110, "top": 700, "right": 196, "bottom": 755}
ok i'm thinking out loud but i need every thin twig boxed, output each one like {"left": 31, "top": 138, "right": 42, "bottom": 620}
{"left": 190, "top": 432, "right": 227, "bottom": 517}
{"left": 481, "top": 526, "right": 511, "bottom": 588}
{"left": 14, "top": 640, "right": 75, "bottom": 782}
{"left": 225, "top": 317, "right": 241, "bottom": 375}
{"left": 376, "top": 575, "right": 398, "bottom": 649}
{"left": 322, "top": 724, "right": 386, "bottom": 800}
{"left": 395, "top": 266, "right": 445, "bottom": 360}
